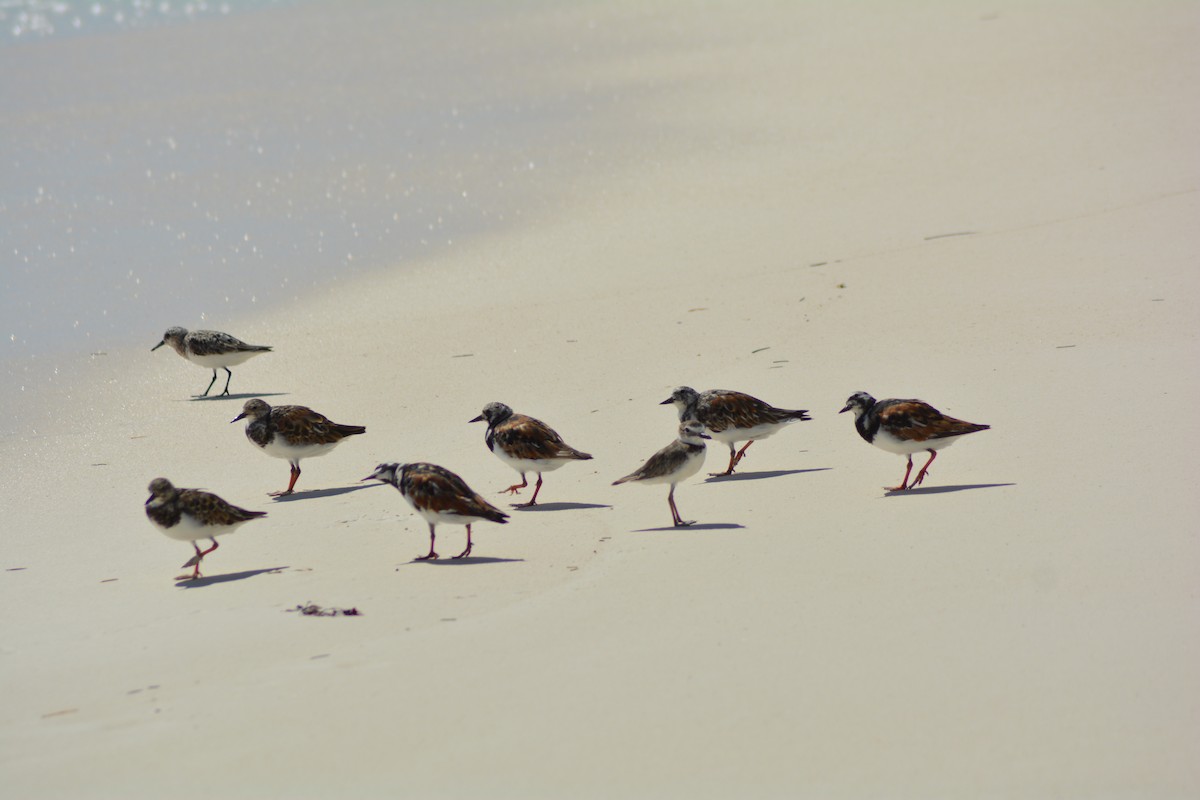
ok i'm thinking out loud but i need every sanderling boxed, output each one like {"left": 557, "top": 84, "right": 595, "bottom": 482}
{"left": 152, "top": 326, "right": 271, "bottom": 397}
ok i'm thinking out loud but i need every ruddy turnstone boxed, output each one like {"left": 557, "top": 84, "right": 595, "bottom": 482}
{"left": 468, "top": 402, "right": 593, "bottom": 507}
{"left": 839, "top": 391, "right": 990, "bottom": 491}
{"left": 363, "top": 462, "right": 510, "bottom": 560}
{"left": 152, "top": 326, "right": 272, "bottom": 397}
{"left": 612, "top": 420, "right": 710, "bottom": 527}
{"left": 144, "top": 477, "right": 266, "bottom": 579}
{"left": 232, "top": 399, "right": 366, "bottom": 496}
{"left": 662, "top": 386, "right": 811, "bottom": 476}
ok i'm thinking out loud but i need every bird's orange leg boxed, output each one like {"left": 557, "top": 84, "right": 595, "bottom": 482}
{"left": 732, "top": 440, "right": 754, "bottom": 466}
{"left": 513, "top": 474, "right": 544, "bottom": 508}
{"left": 453, "top": 525, "right": 474, "bottom": 559}
{"left": 710, "top": 445, "right": 738, "bottom": 477}
{"left": 415, "top": 524, "right": 439, "bottom": 561}
{"left": 501, "top": 475, "right": 528, "bottom": 495}
{"left": 270, "top": 464, "right": 301, "bottom": 497}
{"left": 910, "top": 450, "right": 937, "bottom": 488}
{"left": 888, "top": 456, "right": 914, "bottom": 492}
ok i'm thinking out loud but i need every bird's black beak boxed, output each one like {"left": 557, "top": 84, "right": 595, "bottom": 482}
{"left": 151, "top": 340, "right": 165, "bottom": 352}
{"left": 231, "top": 412, "right": 246, "bottom": 423}
{"left": 145, "top": 493, "right": 154, "bottom": 505}
{"left": 659, "top": 398, "right": 673, "bottom": 405}
{"left": 838, "top": 404, "right": 851, "bottom": 414}
{"left": 468, "top": 415, "right": 484, "bottom": 424}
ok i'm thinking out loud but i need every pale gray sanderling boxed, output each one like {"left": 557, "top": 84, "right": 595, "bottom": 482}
{"left": 152, "top": 326, "right": 272, "bottom": 397}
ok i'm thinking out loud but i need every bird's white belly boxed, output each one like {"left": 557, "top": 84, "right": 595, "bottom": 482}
{"left": 492, "top": 445, "right": 569, "bottom": 475}
{"left": 409, "top": 502, "right": 488, "bottom": 529}
{"left": 185, "top": 350, "right": 263, "bottom": 369}
{"left": 259, "top": 437, "right": 338, "bottom": 462}
{"left": 152, "top": 514, "right": 245, "bottom": 542}
{"left": 872, "top": 429, "right": 960, "bottom": 456}
{"left": 638, "top": 448, "right": 707, "bottom": 486}
{"left": 708, "top": 421, "right": 789, "bottom": 445}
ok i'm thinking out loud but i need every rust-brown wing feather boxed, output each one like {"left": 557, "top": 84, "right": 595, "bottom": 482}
{"left": 403, "top": 465, "right": 509, "bottom": 522}
{"left": 877, "top": 400, "right": 989, "bottom": 442}
{"left": 495, "top": 415, "right": 592, "bottom": 461}
{"left": 272, "top": 405, "right": 366, "bottom": 446}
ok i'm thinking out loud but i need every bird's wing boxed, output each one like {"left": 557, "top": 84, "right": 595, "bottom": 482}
{"left": 404, "top": 465, "right": 507, "bottom": 521}
{"left": 180, "top": 489, "right": 266, "bottom": 524}
{"left": 273, "top": 406, "right": 358, "bottom": 445}
{"left": 188, "top": 330, "right": 262, "bottom": 355}
{"left": 495, "top": 415, "right": 589, "bottom": 460}
{"left": 877, "top": 400, "right": 986, "bottom": 441}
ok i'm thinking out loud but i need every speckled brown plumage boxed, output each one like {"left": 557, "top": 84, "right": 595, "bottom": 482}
{"left": 145, "top": 481, "right": 266, "bottom": 529}
{"left": 240, "top": 401, "right": 366, "bottom": 449}
{"left": 687, "top": 389, "right": 809, "bottom": 433}
{"left": 491, "top": 415, "right": 591, "bottom": 462}
{"left": 873, "top": 400, "right": 989, "bottom": 442}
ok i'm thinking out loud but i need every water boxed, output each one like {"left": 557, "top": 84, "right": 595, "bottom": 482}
{"left": 0, "top": 0, "right": 641, "bottom": 431}
{"left": 0, "top": 0, "right": 303, "bottom": 39}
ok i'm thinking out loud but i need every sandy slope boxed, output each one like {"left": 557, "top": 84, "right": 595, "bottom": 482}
{"left": 2, "top": 2, "right": 1198, "bottom": 797}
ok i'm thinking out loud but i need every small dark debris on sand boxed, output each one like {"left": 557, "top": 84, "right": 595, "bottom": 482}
{"left": 287, "top": 603, "right": 361, "bottom": 617}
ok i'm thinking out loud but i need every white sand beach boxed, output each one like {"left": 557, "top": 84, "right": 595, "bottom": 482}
{"left": 2, "top": 1, "right": 1198, "bottom": 797}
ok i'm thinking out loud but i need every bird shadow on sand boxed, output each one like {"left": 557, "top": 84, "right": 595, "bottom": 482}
{"left": 186, "top": 392, "right": 289, "bottom": 403}
{"left": 511, "top": 501, "right": 612, "bottom": 512}
{"left": 407, "top": 557, "right": 525, "bottom": 566}
{"left": 704, "top": 467, "right": 831, "bottom": 483}
{"left": 271, "top": 484, "right": 379, "bottom": 502}
{"left": 632, "top": 522, "right": 745, "bottom": 533}
{"left": 175, "top": 566, "right": 288, "bottom": 588}
{"left": 883, "top": 482, "right": 1015, "bottom": 497}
